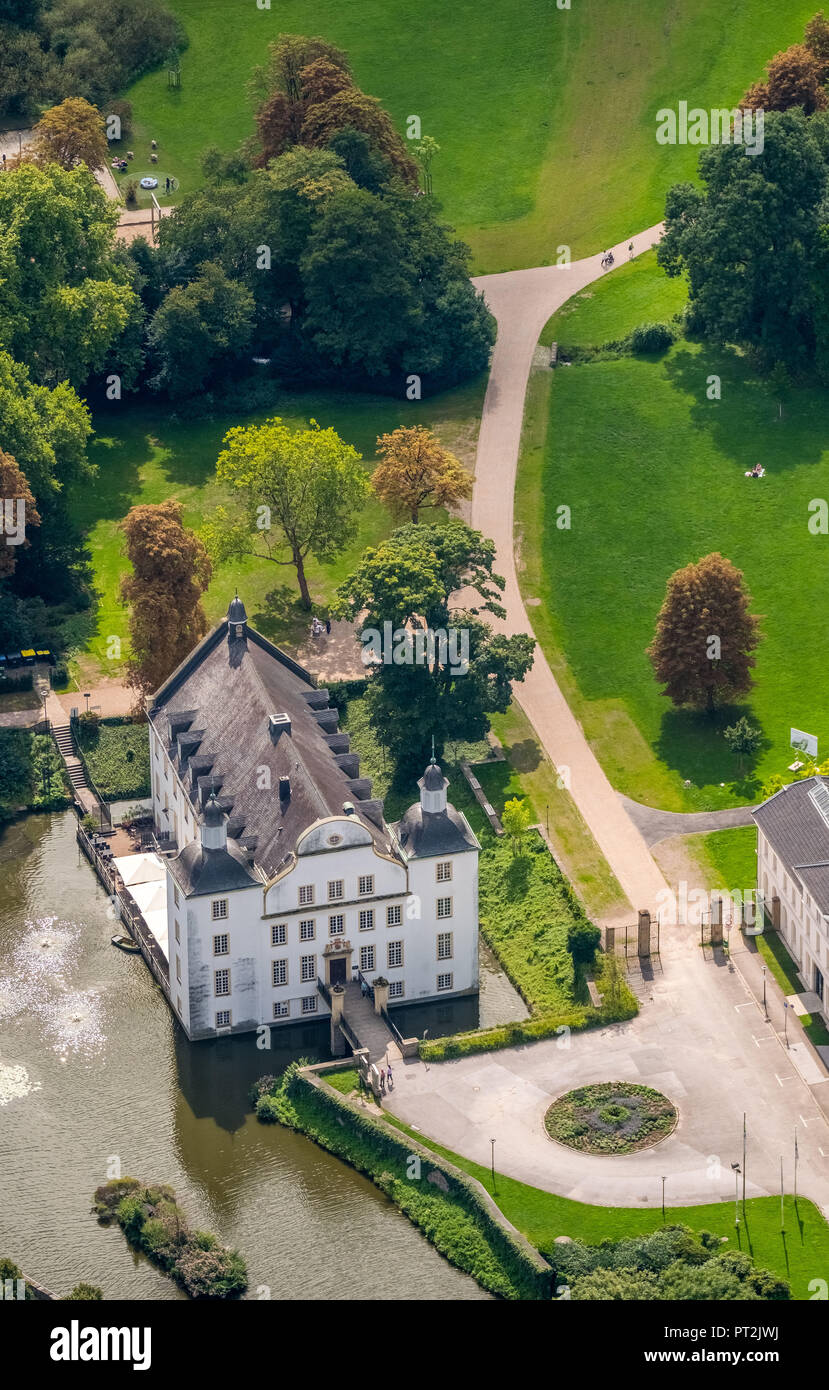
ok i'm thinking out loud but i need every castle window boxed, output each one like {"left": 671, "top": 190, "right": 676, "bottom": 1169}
{"left": 436, "top": 897, "right": 453, "bottom": 919}
{"left": 299, "top": 919, "right": 315, "bottom": 941}
{"left": 388, "top": 980, "right": 404, "bottom": 1000}
{"left": 301, "top": 995, "right": 318, "bottom": 1014}
{"left": 213, "top": 933, "right": 229, "bottom": 956}
{"left": 300, "top": 954, "right": 316, "bottom": 983}
{"left": 437, "top": 932, "right": 453, "bottom": 961}
{"left": 212, "top": 899, "right": 228, "bottom": 921}
{"left": 358, "top": 875, "right": 374, "bottom": 896}
{"left": 329, "top": 914, "right": 345, "bottom": 936}
{"left": 388, "top": 940, "right": 403, "bottom": 969}
{"left": 360, "top": 945, "right": 375, "bottom": 972}
{"left": 437, "top": 972, "right": 453, "bottom": 992}
{"left": 387, "top": 905, "right": 402, "bottom": 927}
{"left": 298, "top": 884, "right": 314, "bottom": 906}
{"left": 216, "top": 1010, "right": 231, "bottom": 1028}
{"left": 271, "top": 923, "right": 287, "bottom": 946}
{"left": 359, "top": 909, "right": 375, "bottom": 932}
{"left": 328, "top": 880, "right": 344, "bottom": 901}
{"left": 273, "top": 959, "right": 288, "bottom": 987}
{"left": 436, "top": 861, "right": 452, "bottom": 883}
{"left": 273, "top": 1001, "right": 289, "bottom": 1019}
{"left": 214, "top": 969, "right": 230, "bottom": 997}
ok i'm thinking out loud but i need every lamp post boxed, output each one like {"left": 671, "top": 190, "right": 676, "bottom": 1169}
{"left": 731, "top": 1162, "right": 741, "bottom": 1226}
{"left": 545, "top": 803, "right": 549, "bottom": 835}
{"left": 84, "top": 692, "right": 91, "bottom": 714}
{"left": 783, "top": 999, "right": 790, "bottom": 1049}
{"left": 490, "top": 1137, "right": 496, "bottom": 1193}
{"left": 661, "top": 1175, "right": 666, "bottom": 1221}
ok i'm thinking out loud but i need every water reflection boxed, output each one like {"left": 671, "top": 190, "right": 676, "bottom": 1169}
{"left": 0, "top": 812, "right": 490, "bottom": 1300}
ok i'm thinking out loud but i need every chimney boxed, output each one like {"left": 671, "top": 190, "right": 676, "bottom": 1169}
{"left": 269, "top": 713, "right": 291, "bottom": 741}
{"left": 342, "top": 802, "right": 355, "bottom": 816}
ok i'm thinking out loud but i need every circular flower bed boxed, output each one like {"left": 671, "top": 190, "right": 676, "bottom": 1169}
{"left": 544, "top": 1082, "right": 677, "bottom": 1154}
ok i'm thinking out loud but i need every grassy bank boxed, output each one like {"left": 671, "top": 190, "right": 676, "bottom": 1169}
{"left": 122, "top": 0, "right": 814, "bottom": 271}
{"left": 381, "top": 1111, "right": 829, "bottom": 1301}
{"left": 517, "top": 257, "right": 829, "bottom": 813}
{"left": 255, "top": 1065, "right": 553, "bottom": 1300}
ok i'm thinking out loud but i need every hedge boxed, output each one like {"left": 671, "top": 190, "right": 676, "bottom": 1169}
{"left": 257, "top": 1064, "right": 553, "bottom": 1301}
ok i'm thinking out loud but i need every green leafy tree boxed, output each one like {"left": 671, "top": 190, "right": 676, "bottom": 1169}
{"left": 372, "top": 426, "right": 473, "bottom": 523}
{"left": 0, "top": 161, "right": 141, "bottom": 389}
{"left": 337, "top": 520, "right": 534, "bottom": 768}
{"left": 567, "top": 920, "right": 602, "bottom": 964}
{"left": 413, "top": 135, "right": 440, "bottom": 194}
{"left": 0, "top": 25, "right": 55, "bottom": 119}
{"left": 658, "top": 110, "right": 827, "bottom": 372}
{"left": 205, "top": 417, "right": 369, "bottom": 609}
{"left": 31, "top": 96, "right": 108, "bottom": 170}
{"left": 147, "top": 262, "right": 254, "bottom": 398}
{"left": 724, "top": 716, "right": 763, "bottom": 774}
{"left": 65, "top": 1283, "right": 103, "bottom": 1300}
{"left": 502, "top": 796, "right": 532, "bottom": 854}
{"left": 647, "top": 553, "right": 762, "bottom": 711}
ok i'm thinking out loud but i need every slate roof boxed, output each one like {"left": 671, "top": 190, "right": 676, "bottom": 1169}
{"left": 168, "top": 837, "right": 262, "bottom": 897}
{"left": 753, "top": 776, "right": 829, "bottom": 914}
{"left": 393, "top": 802, "right": 480, "bottom": 859}
{"left": 148, "top": 614, "right": 399, "bottom": 879}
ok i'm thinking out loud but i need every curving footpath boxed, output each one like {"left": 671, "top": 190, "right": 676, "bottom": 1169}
{"left": 385, "top": 229, "right": 829, "bottom": 1217}
{"left": 470, "top": 225, "right": 666, "bottom": 914}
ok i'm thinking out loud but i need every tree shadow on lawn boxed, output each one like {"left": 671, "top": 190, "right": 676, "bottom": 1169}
{"left": 502, "top": 737, "right": 542, "bottom": 774}
{"left": 664, "top": 346, "right": 829, "bottom": 474}
{"left": 654, "top": 701, "right": 768, "bottom": 802}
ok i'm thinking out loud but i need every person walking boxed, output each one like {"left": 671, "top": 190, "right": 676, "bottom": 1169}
{"left": 386, "top": 1061, "right": 394, "bottom": 1091}
{"left": 325, "top": 617, "right": 331, "bottom": 635}
{"left": 379, "top": 1068, "right": 386, "bottom": 1094}
{"left": 628, "top": 241, "right": 634, "bottom": 259}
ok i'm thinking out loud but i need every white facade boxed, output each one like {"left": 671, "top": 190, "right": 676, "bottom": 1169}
{"left": 154, "top": 737, "right": 479, "bottom": 1040}
{"left": 757, "top": 827, "right": 829, "bottom": 1009}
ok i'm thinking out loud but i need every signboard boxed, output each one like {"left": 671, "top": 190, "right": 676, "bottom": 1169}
{"left": 791, "top": 728, "right": 818, "bottom": 758}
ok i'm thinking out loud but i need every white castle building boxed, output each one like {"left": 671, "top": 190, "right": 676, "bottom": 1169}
{"left": 143, "top": 596, "right": 480, "bottom": 1040}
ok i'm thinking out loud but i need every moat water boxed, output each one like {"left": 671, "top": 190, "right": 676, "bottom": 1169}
{"left": 0, "top": 812, "right": 520, "bottom": 1300}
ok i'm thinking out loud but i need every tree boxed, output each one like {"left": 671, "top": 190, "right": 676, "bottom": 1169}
{"left": 0, "top": 25, "right": 55, "bottom": 119}
{"left": 326, "top": 126, "right": 394, "bottom": 192}
{"left": 204, "top": 418, "right": 369, "bottom": 609}
{"left": 301, "top": 86, "right": 418, "bottom": 186}
{"left": 658, "top": 111, "right": 827, "bottom": 373}
{"left": 65, "top": 1283, "right": 103, "bottom": 1300}
{"left": 336, "top": 521, "right": 534, "bottom": 767}
{"left": 31, "top": 96, "right": 108, "bottom": 170}
{"left": 372, "top": 426, "right": 473, "bottom": 523}
{"left": 300, "top": 57, "right": 354, "bottom": 106}
{"left": 253, "top": 33, "right": 350, "bottom": 107}
{"left": 414, "top": 135, "right": 440, "bottom": 194}
{"left": 567, "top": 920, "right": 602, "bottom": 964}
{"left": 647, "top": 553, "right": 762, "bottom": 712}
{"left": 724, "top": 716, "right": 763, "bottom": 774}
{"left": 147, "top": 262, "right": 254, "bottom": 397}
{"left": 0, "top": 161, "right": 141, "bottom": 389}
{"left": 502, "top": 796, "right": 532, "bottom": 854}
{"left": 742, "top": 44, "right": 828, "bottom": 114}
{"left": 805, "top": 11, "right": 829, "bottom": 78}
{"left": 119, "top": 501, "right": 212, "bottom": 698}
{"left": 0, "top": 452, "right": 40, "bottom": 578}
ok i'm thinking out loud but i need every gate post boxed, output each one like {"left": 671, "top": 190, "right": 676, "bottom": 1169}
{"left": 710, "top": 894, "right": 723, "bottom": 947}
{"left": 637, "top": 910, "right": 651, "bottom": 958}
{"left": 605, "top": 926, "right": 616, "bottom": 955}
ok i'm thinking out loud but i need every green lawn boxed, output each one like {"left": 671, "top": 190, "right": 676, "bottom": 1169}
{"left": 685, "top": 825, "right": 758, "bottom": 897}
{"left": 119, "top": 0, "right": 817, "bottom": 272}
{"left": 382, "top": 1110, "right": 829, "bottom": 1300}
{"left": 754, "top": 930, "right": 829, "bottom": 1047}
{"left": 71, "top": 379, "right": 484, "bottom": 678}
{"left": 517, "top": 261, "right": 829, "bottom": 812}
{"left": 75, "top": 722, "right": 151, "bottom": 801}
{"left": 540, "top": 250, "right": 687, "bottom": 349}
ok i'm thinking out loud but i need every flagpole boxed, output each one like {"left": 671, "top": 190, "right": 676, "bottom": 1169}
{"left": 742, "top": 1112, "right": 746, "bottom": 1209}
{"left": 780, "top": 1157, "right": 785, "bottom": 1230}
{"left": 794, "top": 1127, "right": 799, "bottom": 1205}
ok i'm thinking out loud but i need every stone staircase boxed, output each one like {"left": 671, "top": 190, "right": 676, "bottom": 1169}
{"left": 340, "top": 981, "right": 400, "bottom": 1062}
{"left": 52, "top": 723, "right": 87, "bottom": 791}
{"left": 42, "top": 691, "right": 104, "bottom": 819}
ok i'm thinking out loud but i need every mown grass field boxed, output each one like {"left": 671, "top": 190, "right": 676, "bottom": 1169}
{"left": 121, "top": 0, "right": 817, "bottom": 272}
{"left": 71, "top": 378, "right": 484, "bottom": 676}
{"left": 517, "top": 257, "right": 829, "bottom": 812}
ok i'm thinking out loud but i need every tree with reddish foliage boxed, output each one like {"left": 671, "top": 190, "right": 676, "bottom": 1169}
{"left": 300, "top": 56, "right": 353, "bottom": 106}
{"left": 741, "top": 43, "right": 828, "bottom": 114}
{"left": 119, "top": 501, "right": 212, "bottom": 699}
{"left": 372, "top": 426, "right": 473, "bottom": 523}
{"left": 301, "top": 86, "right": 418, "bottom": 186}
{"left": 647, "top": 552, "right": 762, "bottom": 712}
{"left": 805, "top": 11, "right": 829, "bottom": 78}
{"left": 0, "top": 450, "right": 40, "bottom": 577}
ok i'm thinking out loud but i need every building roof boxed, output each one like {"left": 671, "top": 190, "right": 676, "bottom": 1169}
{"left": 147, "top": 609, "right": 399, "bottom": 878}
{"left": 168, "top": 836, "right": 261, "bottom": 897}
{"left": 754, "top": 775, "right": 829, "bottom": 914}
{"left": 227, "top": 594, "right": 247, "bottom": 625}
{"left": 393, "top": 802, "right": 479, "bottom": 859}
{"left": 422, "top": 759, "right": 446, "bottom": 791}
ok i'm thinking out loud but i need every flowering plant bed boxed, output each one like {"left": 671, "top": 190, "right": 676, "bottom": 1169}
{"left": 544, "top": 1082, "right": 677, "bottom": 1154}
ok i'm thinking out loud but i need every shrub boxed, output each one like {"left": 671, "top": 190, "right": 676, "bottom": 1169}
{"left": 65, "top": 1283, "right": 103, "bottom": 1300}
{"left": 173, "top": 1245, "right": 248, "bottom": 1299}
{"left": 567, "top": 920, "right": 601, "bottom": 964}
{"left": 630, "top": 321, "right": 676, "bottom": 354}
{"left": 125, "top": 179, "right": 139, "bottom": 207}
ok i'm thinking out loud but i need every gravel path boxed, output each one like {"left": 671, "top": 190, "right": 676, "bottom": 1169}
{"left": 471, "top": 226, "right": 666, "bottom": 913}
